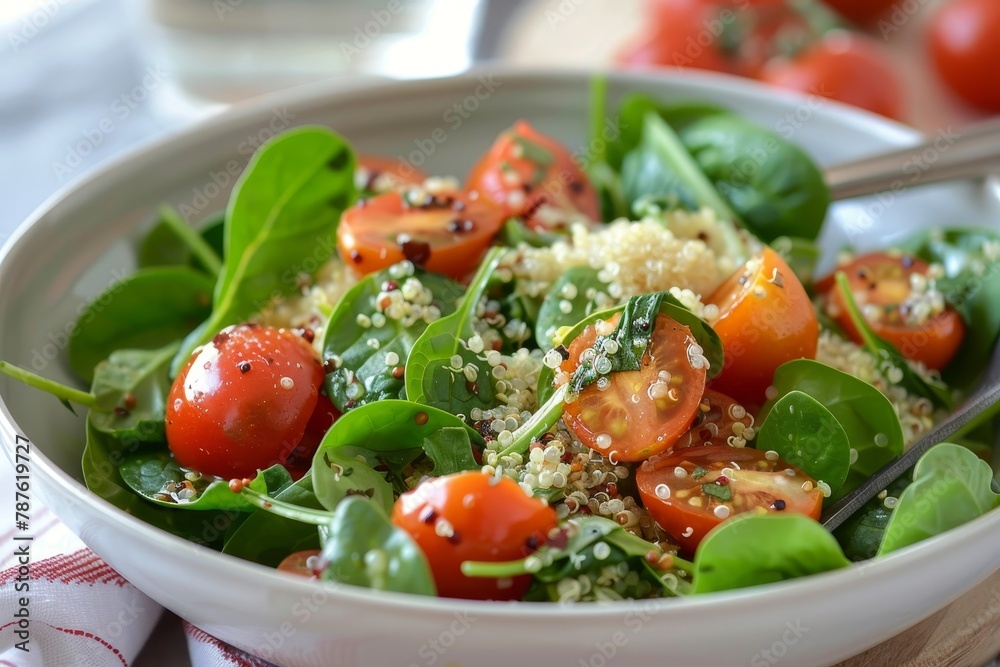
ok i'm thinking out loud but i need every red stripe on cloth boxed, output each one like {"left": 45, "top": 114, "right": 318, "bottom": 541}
{"left": 46, "top": 624, "right": 129, "bottom": 667}
{"left": 0, "top": 549, "right": 127, "bottom": 587}
{"left": 184, "top": 622, "right": 279, "bottom": 667}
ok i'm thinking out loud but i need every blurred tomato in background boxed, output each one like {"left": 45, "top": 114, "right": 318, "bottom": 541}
{"left": 613, "top": 0, "right": 1000, "bottom": 122}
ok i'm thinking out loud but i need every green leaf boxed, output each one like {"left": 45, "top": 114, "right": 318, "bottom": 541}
{"left": 312, "top": 448, "right": 394, "bottom": 515}
{"left": 89, "top": 343, "right": 178, "bottom": 444}
{"left": 878, "top": 443, "right": 1000, "bottom": 556}
{"left": 534, "top": 267, "right": 611, "bottom": 350}
{"left": 173, "top": 127, "right": 357, "bottom": 375}
{"left": 319, "top": 496, "right": 436, "bottom": 596}
{"left": 422, "top": 426, "right": 478, "bottom": 475}
{"left": 757, "top": 390, "right": 850, "bottom": 501}
{"left": 119, "top": 450, "right": 292, "bottom": 511}
{"left": 405, "top": 247, "right": 506, "bottom": 415}
{"left": 833, "top": 475, "right": 911, "bottom": 561}
{"left": 834, "top": 272, "right": 953, "bottom": 409}
{"left": 82, "top": 415, "right": 231, "bottom": 548}
{"left": 678, "top": 114, "right": 829, "bottom": 243}
{"left": 68, "top": 267, "right": 214, "bottom": 384}
{"left": 692, "top": 514, "right": 850, "bottom": 593}
{"left": 222, "top": 471, "right": 322, "bottom": 566}
{"left": 763, "top": 359, "right": 904, "bottom": 498}
{"left": 137, "top": 209, "right": 224, "bottom": 273}
{"left": 322, "top": 265, "right": 463, "bottom": 411}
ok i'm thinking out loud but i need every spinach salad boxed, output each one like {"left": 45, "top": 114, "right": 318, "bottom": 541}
{"left": 4, "top": 81, "right": 1000, "bottom": 602}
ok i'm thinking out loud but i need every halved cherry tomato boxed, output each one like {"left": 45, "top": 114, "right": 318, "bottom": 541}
{"left": 559, "top": 312, "right": 707, "bottom": 462}
{"left": 759, "top": 31, "right": 905, "bottom": 120}
{"left": 637, "top": 445, "right": 823, "bottom": 553}
{"left": 165, "top": 323, "right": 324, "bottom": 479}
{"left": 391, "top": 472, "right": 558, "bottom": 600}
{"left": 707, "top": 247, "right": 818, "bottom": 409}
{"left": 277, "top": 549, "right": 321, "bottom": 578}
{"left": 357, "top": 155, "right": 427, "bottom": 194}
{"left": 817, "top": 252, "right": 966, "bottom": 371}
{"left": 928, "top": 0, "right": 1000, "bottom": 112}
{"left": 337, "top": 190, "right": 505, "bottom": 279}
{"left": 674, "top": 389, "right": 753, "bottom": 449}
{"left": 465, "top": 120, "right": 600, "bottom": 231}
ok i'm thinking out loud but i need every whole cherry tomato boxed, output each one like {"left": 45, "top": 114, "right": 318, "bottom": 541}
{"left": 928, "top": 0, "right": 1000, "bottom": 112}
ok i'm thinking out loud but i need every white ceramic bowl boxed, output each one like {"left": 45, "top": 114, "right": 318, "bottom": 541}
{"left": 2, "top": 70, "right": 1000, "bottom": 667}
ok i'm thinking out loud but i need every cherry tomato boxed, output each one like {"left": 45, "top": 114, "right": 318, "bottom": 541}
{"left": 821, "top": 0, "right": 898, "bottom": 26}
{"left": 674, "top": 389, "right": 754, "bottom": 449}
{"left": 816, "top": 252, "right": 966, "bottom": 371}
{"left": 284, "top": 394, "right": 341, "bottom": 478}
{"left": 637, "top": 445, "right": 823, "bottom": 553}
{"left": 337, "top": 190, "right": 505, "bottom": 279}
{"left": 928, "top": 0, "right": 1000, "bottom": 112}
{"left": 277, "top": 549, "right": 321, "bottom": 578}
{"left": 760, "top": 31, "right": 905, "bottom": 120}
{"left": 166, "top": 323, "right": 324, "bottom": 479}
{"left": 559, "top": 311, "right": 707, "bottom": 462}
{"left": 707, "top": 247, "right": 818, "bottom": 409}
{"left": 357, "top": 155, "right": 427, "bottom": 194}
{"left": 465, "top": 121, "right": 600, "bottom": 231}
{"left": 391, "top": 472, "right": 558, "bottom": 600}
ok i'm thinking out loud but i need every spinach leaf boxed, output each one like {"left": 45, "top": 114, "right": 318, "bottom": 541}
{"left": 691, "top": 514, "right": 850, "bottom": 593}
{"left": 463, "top": 515, "right": 688, "bottom": 599}
{"left": 137, "top": 206, "right": 224, "bottom": 276}
{"left": 534, "top": 266, "right": 611, "bottom": 350}
{"left": 89, "top": 343, "right": 178, "bottom": 444}
{"left": 422, "top": 426, "right": 479, "bottom": 475}
{"left": 312, "top": 399, "right": 483, "bottom": 501}
{"left": 678, "top": 114, "right": 829, "bottom": 243}
{"left": 312, "top": 448, "right": 394, "bottom": 515}
{"left": 222, "top": 471, "right": 322, "bottom": 566}
{"left": 833, "top": 475, "right": 911, "bottom": 561}
{"left": 897, "top": 228, "right": 1000, "bottom": 390}
{"left": 322, "top": 265, "right": 463, "bottom": 411}
{"left": 119, "top": 451, "right": 292, "bottom": 511}
{"left": 405, "top": 247, "right": 506, "bottom": 415}
{"left": 82, "top": 415, "right": 231, "bottom": 547}
{"left": 497, "top": 218, "right": 560, "bottom": 248}
{"left": 835, "top": 272, "right": 953, "bottom": 408}
{"left": 757, "top": 390, "right": 850, "bottom": 500}
{"left": 173, "top": 127, "right": 357, "bottom": 375}
{"left": 67, "top": 267, "right": 214, "bottom": 384}
{"left": 319, "top": 496, "right": 436, "bottom": 596}
{"left": 764, "top": 359, "right": 904, "bottom": 497}
{"left": 878, "top": 443, "right": 1000, "bottom": 556}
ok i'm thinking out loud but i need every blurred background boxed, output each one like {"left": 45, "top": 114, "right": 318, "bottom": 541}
{"left": 2, "top": 0, "right": 998, "bottom": 242}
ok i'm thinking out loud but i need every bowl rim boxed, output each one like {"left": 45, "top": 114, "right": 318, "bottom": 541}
{"left": 2, "top": 66, "right": 997, "bottom": 620}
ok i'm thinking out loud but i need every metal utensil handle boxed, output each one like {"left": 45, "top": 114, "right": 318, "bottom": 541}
{"left": 825, "top": 117, "right": 1000, "bottom": 201}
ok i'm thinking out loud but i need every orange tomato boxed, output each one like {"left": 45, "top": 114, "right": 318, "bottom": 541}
{"left": 560, "top": 311, "right": 707, "bottom": 462}
{"left": 707, "top": 247, "right": 818, "bottom": 408}
{"left": 817, "top": 252, "right": 966, "bottom": 371}
{"left": 674, "top": 389, "right": 754, "bottom": 449}
{"left": 336, "top": 189, "right": 505, "bottom": 280}
{"left": 357, "top": 155, "right": 427, "bottom": 193}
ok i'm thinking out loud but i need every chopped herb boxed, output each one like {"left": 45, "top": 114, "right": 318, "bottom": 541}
{"left": 702, "top": 483, "right": 732, "bottom": 502}
{"left": 692, "top": 466, "right": 709, "bottom": 480}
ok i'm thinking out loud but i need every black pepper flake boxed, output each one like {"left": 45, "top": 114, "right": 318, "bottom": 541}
{"left": 297, "top": 328, "right": 316, "bottom": 343}
{"left": 772, "top": 499, "right": 787, "bottom": 511}
{"left": 323, "top": 358, "right": 337, "bottom": 373}
{"left": 419, "top": 506, "right": 438, "bottom": 524}
{"left": 446, "top": 531, "right": 462, "bottom": 545}
{"left": 212, "top": 330, "right": 230, "bottom": 346}
{"left": 114, "top": 406, "right": 129, "bottom": 417}
{"left": 523, "top": 534, "right": 540, "bottom": 554}
{"left": 555, "top": 345, "right": 571, "bottom": 360}
{"left": 239, "top": 361, "right": 252, "bottom": 373}
{"left": 447, "top": 219, "right": 475, "bottom": 233}
{"left": 265, "top": 357, "right": 274, "bottom": 366}
{"left": 400, "top": 239, "right": 432, "bottom": 267}
{"left": 349, "top": 249, "right": 363, "bottom": 264}
{"left": 697, "top": 231, "right": 709, "bottom": 242}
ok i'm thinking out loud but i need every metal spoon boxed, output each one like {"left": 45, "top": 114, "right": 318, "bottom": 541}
{"left": 825, "top": 116, "right": 1000, "bottom": 200}
{"left": 822, "top": 341, "right": 1000, "bottom": 530}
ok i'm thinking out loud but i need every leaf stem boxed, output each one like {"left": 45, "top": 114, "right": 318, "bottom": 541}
{"left": 0, "top": 360, "right": 100, "bottom": 410}
{"left": 158, "top": 205, "right": 223, "bottom": 278}
{"left": 241, "top": 486, "right": 334, "bottom": 526}
{"left": 498, "top": 385, "right": 567, "bottom": 458}
{"left": 461, "top": 557, "right": 530, "bottom": 579}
